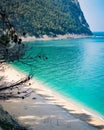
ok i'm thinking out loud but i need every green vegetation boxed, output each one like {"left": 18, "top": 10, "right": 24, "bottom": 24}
{"left": 0, "top": 120, "right": 13, "bottom": 130}
{"left": 0, "top": 34, "right": 10, "bottom": 46}
{"left": 0, "top": 106, "right": 27, "bottom": 130}
{"left": 0, "top": 0, "right": 92, "bottom": 37}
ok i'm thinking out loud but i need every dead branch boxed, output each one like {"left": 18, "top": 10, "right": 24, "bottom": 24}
{"left": 0, "top": 74, "right": 33, "bottom": 92}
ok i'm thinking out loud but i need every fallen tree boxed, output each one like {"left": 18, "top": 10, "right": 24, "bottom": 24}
{"left": 0, "top": 10, "right": 48, "bottom": 100}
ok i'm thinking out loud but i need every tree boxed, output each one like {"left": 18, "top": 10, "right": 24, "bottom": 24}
{"left": 0, "top": 10, "right": 48, "bottom": 100}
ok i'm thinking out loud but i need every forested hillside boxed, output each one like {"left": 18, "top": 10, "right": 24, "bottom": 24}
{"left": 0, "top": 0, "right": 92, "bottom": 37}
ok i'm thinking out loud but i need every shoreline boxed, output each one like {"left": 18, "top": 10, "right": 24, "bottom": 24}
{"left": 11, "top": 64, "right": 104, "bottom": 120}
{"left": 31, "top": 76, "right": 104, "bottom": 123}
{"left": 45, "top": 85, "right": 104, "bottom": 120}
{"left": 0, "top": 64, "right": 104, "bottom": 130}
{"left": 21, "top": 34, "right": 92, "bottom": 42}
{"left": 31, "top": 74, "right": 104, "bottom": 122}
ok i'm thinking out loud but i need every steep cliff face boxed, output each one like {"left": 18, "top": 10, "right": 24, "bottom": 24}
{"left": 51, "top": 0, "right": 91, "bottom": 34}
{"left": 0, "top": 0, "right": 92, "bottom": 37}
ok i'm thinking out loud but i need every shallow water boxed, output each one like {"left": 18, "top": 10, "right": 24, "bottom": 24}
{"left": 12, "top": 33, "right": 104, "bottom": 116}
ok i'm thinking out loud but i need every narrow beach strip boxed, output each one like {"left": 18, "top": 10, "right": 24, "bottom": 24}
{"left": 21, "top": 34, "right": 92, "bottom": 42}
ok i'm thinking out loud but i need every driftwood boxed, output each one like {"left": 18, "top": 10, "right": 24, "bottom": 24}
{"left": 0, "top": 70, "right": 34, "bottom": 100}
{"left": 0, "top": 89, "right": 33, "bottom": 100}
{"left": 0, "top": 74, "right": 33, "bottom": 92}
{"left": 0, "top": 48, "right": 48, "bottom": 100}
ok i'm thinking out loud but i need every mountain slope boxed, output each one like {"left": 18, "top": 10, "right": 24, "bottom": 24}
{"left": 0, "top": 0, "right": 92, "bottom": 37}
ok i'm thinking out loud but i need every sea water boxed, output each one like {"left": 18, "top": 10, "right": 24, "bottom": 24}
{"left": 12, "top": 32, "right": 104, "bottom": 117}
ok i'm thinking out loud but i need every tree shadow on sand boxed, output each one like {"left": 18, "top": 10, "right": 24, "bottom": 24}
{"left": 35, "top": 92, "right": 104, "bottom": 130}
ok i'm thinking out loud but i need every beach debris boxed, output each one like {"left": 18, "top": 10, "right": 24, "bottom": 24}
{"left": 32, "top": 97, "right": 36, "bottom": 100}
{"left": 0, "top": 67, "right": 34, "bottom": 100}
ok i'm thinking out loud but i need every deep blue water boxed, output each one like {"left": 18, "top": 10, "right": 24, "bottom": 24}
{"left": 12, "top": 33, "right": 104, "bottom": 117}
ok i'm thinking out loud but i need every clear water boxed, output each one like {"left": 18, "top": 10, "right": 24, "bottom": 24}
{"left": 12, "top": 33, "right": 104, "bottom": 117}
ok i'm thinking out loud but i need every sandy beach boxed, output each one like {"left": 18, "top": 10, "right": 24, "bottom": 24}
{"left": 0, "top": 63, "right": 104, "bottom": 130}
{"left": 21, "top": 34, "right": 91, "bottom": 42}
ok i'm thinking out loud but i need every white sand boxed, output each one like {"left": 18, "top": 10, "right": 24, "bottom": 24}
{"left": 0, "top": 64, "right": 104, "bottom": 130}
{"left": 21, "top": 34, "right": 90, "bottom": 42}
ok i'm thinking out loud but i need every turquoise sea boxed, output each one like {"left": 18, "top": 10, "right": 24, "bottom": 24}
{"left": 12, "top": 32, "right": 104, "bottom": 117}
